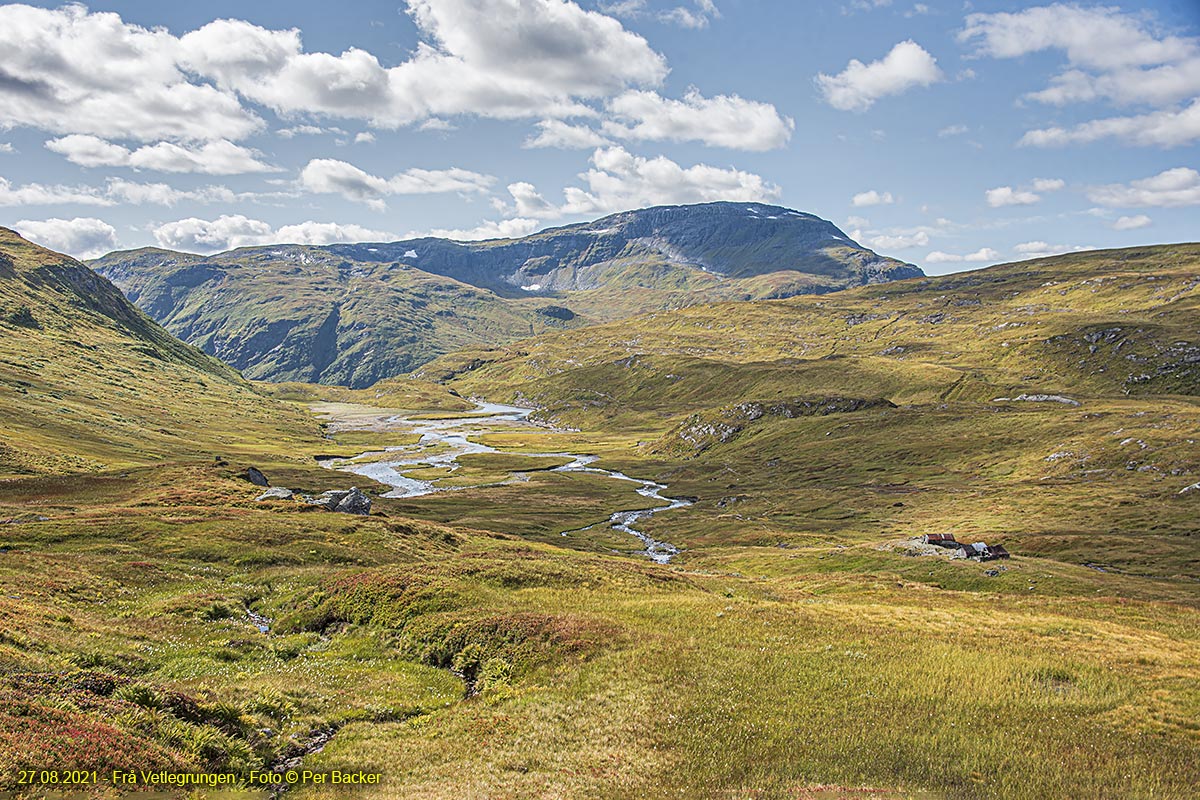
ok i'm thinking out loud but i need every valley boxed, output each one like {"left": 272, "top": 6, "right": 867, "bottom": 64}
{"left": 0, "top": 229, "right": 1197, "bottom": 798}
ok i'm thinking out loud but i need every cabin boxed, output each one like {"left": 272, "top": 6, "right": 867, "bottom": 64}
{"left": 923, "top": 533, "right": 958, "bottom": 548}
{"left": 982, "top": 544, "right": 1011, "bottom": 561}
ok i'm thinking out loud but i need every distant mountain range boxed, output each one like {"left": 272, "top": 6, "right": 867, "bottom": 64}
{"left": 89, "top": 202, "right": 922, "bottom": 387}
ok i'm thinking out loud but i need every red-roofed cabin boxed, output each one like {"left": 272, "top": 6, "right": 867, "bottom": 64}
{"left": 923, "top": 534, "right": 958, "bottom": 547}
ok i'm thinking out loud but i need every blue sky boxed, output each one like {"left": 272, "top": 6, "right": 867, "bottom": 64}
{"left": 0, "top": 0, "right": 1196, "bottom": 274}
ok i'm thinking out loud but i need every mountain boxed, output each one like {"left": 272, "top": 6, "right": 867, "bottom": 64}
{"left": 89, "top": 202, "right": 921, "bottom": 388}
{"left": 0, "top": 227, "right": 318, "bottom": 475}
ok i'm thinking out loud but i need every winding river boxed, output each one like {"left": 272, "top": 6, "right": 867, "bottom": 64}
{"left": 316, "top": 402, "right": 687, "bottom": 563}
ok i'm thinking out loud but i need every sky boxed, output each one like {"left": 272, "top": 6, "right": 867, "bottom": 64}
{"left": 0, "top": 0, "right": 1197, "bottom": 275}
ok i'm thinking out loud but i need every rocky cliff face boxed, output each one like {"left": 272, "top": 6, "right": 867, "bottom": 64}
{"left": 90, "top": 203, "right": 923, "bottom": 387}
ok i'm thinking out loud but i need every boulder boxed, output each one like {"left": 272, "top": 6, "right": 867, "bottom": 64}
{"left": 334, "top": 487, "right": 372, "bottom": 515}
{"left": 305, "top": 490, "right": 350, "bottom": 510}
{"left": 256, "top": 487, "right": 294, "bottom": 501}
{"left": 245, "top": 467, "right": 269, "bottom": 486}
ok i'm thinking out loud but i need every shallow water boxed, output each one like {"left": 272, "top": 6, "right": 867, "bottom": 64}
{"left": 319, "top": 402, "right": 688, "bottom": 562}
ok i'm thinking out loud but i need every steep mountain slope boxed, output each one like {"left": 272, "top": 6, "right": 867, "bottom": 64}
{"left": 0, "top": 228, "right": 320, "bottom": 475}
{"left": 89, "top": 203, "right": 920, "bottom": 387}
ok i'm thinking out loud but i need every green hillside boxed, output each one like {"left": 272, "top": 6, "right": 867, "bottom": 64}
{"left": 0, "top": 228, "right": 322, "bottom": 475}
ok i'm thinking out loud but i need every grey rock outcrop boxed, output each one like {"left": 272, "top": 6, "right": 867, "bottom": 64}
{"left": 255, "top": 487, "right": 294, "bottom": 501}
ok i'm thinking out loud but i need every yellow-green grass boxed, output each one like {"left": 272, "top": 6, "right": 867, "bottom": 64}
{"left": 0, "top": 228, "right": 326, "bottom": 476}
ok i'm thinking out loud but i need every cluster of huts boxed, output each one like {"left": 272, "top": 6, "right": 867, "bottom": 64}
{"left": 922, "top": 534, "right": 1010, "bottom": 561}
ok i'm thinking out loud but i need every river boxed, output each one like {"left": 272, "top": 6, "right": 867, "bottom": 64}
{"left": 316, "top": 402, "right": 687, "bottom": 563}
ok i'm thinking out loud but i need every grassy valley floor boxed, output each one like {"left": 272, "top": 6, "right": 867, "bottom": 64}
{"left": 1, "top": 390, "right": 1197, "bottom": 799}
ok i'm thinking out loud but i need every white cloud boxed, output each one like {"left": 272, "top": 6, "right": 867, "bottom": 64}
{"left": 152, "top": 215, "right": 395, "bottom": 253}
{"left": 961, "top": 5, "right": 1200, "bottom": 147}
{"left": 1013, "top": 241, "right": 1092, "bottom": 259}
{"left": 866, "top": 230, "right": 929, "bottom": 250}
{"left": 0, "top": 4, "right": 260, "bottom": 143}
{"left": 277, "top": 125, "right": 345, "bottom": 138}
{"left": 524, "top": 120, "right": 612, "bottom": 149}
{"left": 851, "top": 189, "right": 893, "bottom": 207}
{"left": 925, "top": 247, "right": 999, "bottom": 264}
{"left": 354, "top": 132, "right": 376, "bottom": 144}
{"left": 179, "top": 1, "right": 668, "bottom": 128}
{"left": 0, "top": 174, "right": 278, "bottom": 209}
{"left": 937, "top": 124, "right": 968, "bottom": 137}
{"left": 45, "top": 135, "right": 278, "bottom": 174}
{"left": 412, "top": 217, "right": 542, "bottom": 241}
{"left": 985, "top": 186, "right": 1040, "bottom": 207}
{"left": 502, "top": 182, "right": 559, "bottom": 219}
{"left": 1112, "top": 214, "right": 1151, "bottom": 231}
{"left": 558, "top": 146, "right": 781, "bottom": 216}
{"left": 660, "top": 0, "right": 720, "bottom": 29}
{"left": 298, "top": 158, "right": 494, "bottom": 210}
{"left": 14, "top": 217, "right": 119, "bottom": 258}
{"left": 0, "top": 143, "right": 15, "bottom": 153}
{"left": 601, "top": 88, "right": 793, "bottom": 151}
{"left": 1087, "top": 167, "right": 1200, "bottom": 208}
{"left": 1031, "top": 177, "right": 1065, "bottom": 191}
{"left": 816, "top": 40, "right": 943, "bottom": 112}
{"left": 0, "top": 2, "right": 669, "bottom": 145}
{"left": 418, "top": 119, "right": 457, "bottom": 132}
{"left": 1019, "top": 99, "right": 1200, "bottom": 148}
{"left": 845, "top": 215, "right": 870, "bottom": 228}
{"left": 0, "top": 177, "right": 110, "bottom": 207}
{"left": 985, "top": 178, "right": 1064, "bottom": 207}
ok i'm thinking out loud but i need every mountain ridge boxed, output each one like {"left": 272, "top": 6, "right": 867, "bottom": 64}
{"left": 88, "top": 202, "right": 922, "bottom": 387}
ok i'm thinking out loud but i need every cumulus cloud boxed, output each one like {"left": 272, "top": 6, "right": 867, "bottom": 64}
{"left": 816, "top": 40, "right": 943, "bottom": 112}
{"left": 1019, "top": 99, "right": 1200, "bottom": 148}
{"left": 1013, "top": 241, "right": 1092, "bottom": 259}
{"left": 925, "top": 247, "right": 999, "bottom": 264}
{"left": 179, "top": 1, "right": 667, "bottom": 128}
{"left": 0, "top": 1, "right": 669, "bottom": 144}
{"left": 524, "top": 120, "right": 612, "bottom": 149}
{"left": 14, "top": 217, "right": 119, "bottom": 258}
{"left": 937, "top": 124, "right": 968, "bottom": 137}
{"left": 412, "top": 217, "right": 543, "bottom": 241}
{"left": 985, "top": 178, "right": 1063, "bottom": 207}
{"left": 660, "top": 0, "right": 720, "bottom": 29}
{"left": 961, "top": 5, "right": 1200, "bottom": 147}
{"left": 298, "top": 158, "right": 494, "bottom": 210}
{"left": 0, "top": 4, "right": 260, "bottom": 143}
{"left": 1031, "top": 177, "right": 1065, "bottom": 191}
{"left": 0, "top": 177, "right": 109, "bottom": 207}
{"left": 153, "top": 215, "right": 395, "bottom": 253}
{"left": 1, "top": 174, "right": 278, "bottom": 208}
{"left": 1112, "top": 214, "right": 1151, "bottom": 231}
{"left": 984, "top": 187, "right": 1033, "bottom": 207}
{"left": 45, "top": 135, "right": 278, "bottom": 174}
{"left": 865, "top": 230, "right": 929, "bottom": 250}
{"left": 1087, "top": 167, "right": 1200, "bottom": 208}
{"left": 851, "top": 190, "right": 893, "bottom": 207}
{"left": 601, "top": 89, "right": 793, "bottom": 151}
{"left": 558, "top": 146, "right": 781, "bottom": 216}
{"left": 0, "top": 143, "right": 15, "bottom": 154}
{"left": 442, "top": 146, "right": 781, "bottom": 239}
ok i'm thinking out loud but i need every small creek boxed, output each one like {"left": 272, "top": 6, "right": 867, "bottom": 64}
{"left": 317, "top": 402, "right": 687, "bottom": 563}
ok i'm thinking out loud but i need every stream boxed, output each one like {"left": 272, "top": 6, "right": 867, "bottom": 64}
{"left": 316, "top": 402, "right": 687, "bottom": 563}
